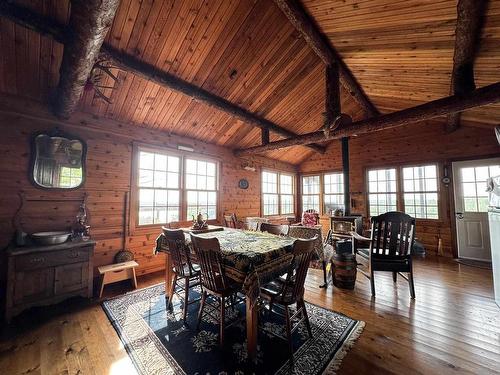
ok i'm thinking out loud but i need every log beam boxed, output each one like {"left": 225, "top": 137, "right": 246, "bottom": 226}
{"left": 54, "top": 0, "right": 120, "bottom": 118}
{"left": 446, "top": 0, "right": 488, "bottom": 132}
{"left": 99, "top": 46, "right": 325, "bottom": 154}
{"left": 0, "top": 3, "right": 325, "bottom": 154}
{"left": 234, "top": 82, "right": 500, "bottom": 156}
{"left": 274, "top": 0, "right": 378, "bottom": 118}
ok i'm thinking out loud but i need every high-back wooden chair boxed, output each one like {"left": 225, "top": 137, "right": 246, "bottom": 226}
{"left": 190, "top": 234, "right": 243, "bottom": 346}
{"left": 259, "top": 236, "right": 317, "bottom": 358}
{"left": 163, "top": 228, "right": 202, "bottom": 321}
{"left": 260, "top": 222, "right": 288, "bottom": 236}
{"left": 223, "top": 213, "right": 244, "bottom": 229}
{"left": 353, "top": 211, "right": 416, "bottom": 298}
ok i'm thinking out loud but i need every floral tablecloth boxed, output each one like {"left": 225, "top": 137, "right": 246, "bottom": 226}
{"left": 155, "top": 228, "right": 295, "bottom": 305}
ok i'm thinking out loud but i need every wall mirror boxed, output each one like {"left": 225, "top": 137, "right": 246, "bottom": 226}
{"left": 30, "top": 129, "right": 86, "bottom": 189}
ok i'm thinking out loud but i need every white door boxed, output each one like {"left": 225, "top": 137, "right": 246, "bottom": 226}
{"left": 452, "top": 158, "right": 500, "bottom": 261}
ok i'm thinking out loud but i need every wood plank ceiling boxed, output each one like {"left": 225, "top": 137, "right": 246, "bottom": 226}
{"left": 0, "top": 1, "right": 498, "bottom": 165}
{"left": 301, "top": 0, "right": 500, "bottom": 128}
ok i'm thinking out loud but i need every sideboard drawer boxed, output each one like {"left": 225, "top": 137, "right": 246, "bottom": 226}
{"left": 15, "top": 247, "right": 92, "bottom": 271}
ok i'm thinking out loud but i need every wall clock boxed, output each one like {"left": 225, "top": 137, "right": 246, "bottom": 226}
{"left": 238, "top": 178, "right": 249, "bottom": 189}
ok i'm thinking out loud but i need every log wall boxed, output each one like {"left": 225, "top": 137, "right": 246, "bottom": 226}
{"left": 299, "top": 120, "right": 500, "bottom": 257}
{"left": 0, "top": 94, "right": 296, "bottom": 278}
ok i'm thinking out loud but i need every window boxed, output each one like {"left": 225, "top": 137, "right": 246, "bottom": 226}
{"left": 262, "top": 171, "right": 295, "bottom": 216}
{"left": 280, "top": 174, "right": 294, "bottom": 214}
{"left": 133, "top": 146, "right": 219, "bottom": 227}
{"left": 460, "top": 165, "right": 500, "bottom": 212}
{"left": 368, "top": 168, "right": 397, "bottom": 217}
{"left": 403, "top": 165, "right": 439, "bottom": 219}
{"left": 59, "top": 166, "right": 82, "bottom": 188}
{"left": 137, "top": 151, "right": 180, "bottom": 225}
{"left": 186, "top": 158, "right": 218, "bottom": 220}
{"left": 324, "top": 173, "right": 344, "bottom": 214}
{"left": 302, "top": 175, "right": 320, "bottom": 212}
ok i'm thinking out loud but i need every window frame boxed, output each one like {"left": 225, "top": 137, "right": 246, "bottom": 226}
{"left": 261, "top": 169, "right": 296, "bottom": 216}
{"left": 130, "top": 143, "right": 220, "bottom": 233}
{"left": 300, "top": 171, "right": 345, "bottom": 216}
{"left": 365, "top": 163, "right": 442, "bottom": 221}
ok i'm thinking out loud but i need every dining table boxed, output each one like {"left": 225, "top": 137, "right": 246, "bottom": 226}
{"left": 155, "top": 227, "right": 295, "bottom": 360}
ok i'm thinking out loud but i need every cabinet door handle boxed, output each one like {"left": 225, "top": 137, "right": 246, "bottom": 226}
{"left": 30, "top": 257, "right": 45, "bottom": 263}
{"left": 68, "top": 251, "right": 80, "bottom": 258}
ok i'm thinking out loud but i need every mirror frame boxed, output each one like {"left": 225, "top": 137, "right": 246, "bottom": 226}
{"left": 29, "top": 128, "right": 87, "bottom": 190}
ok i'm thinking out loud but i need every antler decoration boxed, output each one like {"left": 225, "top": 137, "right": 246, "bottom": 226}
{"left": 84, "top": 59, "right": 120, "bottom": 104}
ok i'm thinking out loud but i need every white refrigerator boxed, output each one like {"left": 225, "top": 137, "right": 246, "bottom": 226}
{"left": 488, "top": 175, "right": 500, "bottom": 307}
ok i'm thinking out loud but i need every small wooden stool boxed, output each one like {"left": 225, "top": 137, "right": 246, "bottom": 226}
{"left": 98, "top": 261, "right": 138, "bottom": 298}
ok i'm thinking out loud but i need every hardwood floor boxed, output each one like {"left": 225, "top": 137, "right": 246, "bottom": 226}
{"left": 1, "top": 256, "right": 499, "bottom": 374}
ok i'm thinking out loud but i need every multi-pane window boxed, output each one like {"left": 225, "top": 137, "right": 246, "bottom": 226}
{"left": 403, "top": 165, "right": 439, "bottom": 219}
{"left": 138, "top": 151, "right": 180, "bottom": 225}
{"left": 280, "top": 174, "right": 294, "bottom": 214}
{"left": 186, "top": 159, "right": 218, "bottom": 220}
{"left": 59, "top": 167, "right": 82, "bottom": 188}
{"left": 368, "top": 168, "right": 397, "bottom": 216}
{"left": 460, "top": 165, "right": 500, "bottom": 212}
{"left": 134, "top": 148, "right": 219, "bottom": 227}
{"left": 302, "top": 175, "right": 320, "bottom": 212}
{"left": 262, "top": 171, "right": 295, "bottom": 216}
{"left": 324, "top": 173, "right": 344, "bottom": 214}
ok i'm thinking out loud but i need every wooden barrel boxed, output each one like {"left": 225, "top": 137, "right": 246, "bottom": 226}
{"left": 332, "top": 253, "right": 357, "bottom": 290}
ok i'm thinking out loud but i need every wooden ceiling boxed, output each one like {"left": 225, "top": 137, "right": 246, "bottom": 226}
{"left": 302, "top": 0, "right": 500, "bottom": 127}
{"left": 0, "top": 1, "right": 498, "bottom": 165}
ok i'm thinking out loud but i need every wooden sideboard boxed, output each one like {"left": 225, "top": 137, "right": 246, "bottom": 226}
{"left": 5, "top": 239, "right": 95, "bottom": 322}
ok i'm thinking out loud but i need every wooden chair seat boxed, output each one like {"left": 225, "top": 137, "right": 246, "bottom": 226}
{"left": 260, "top": 280, "right": 296, "bottom": 306}
{"left": 174, "top": 263, "right": 201, "bottom": 277}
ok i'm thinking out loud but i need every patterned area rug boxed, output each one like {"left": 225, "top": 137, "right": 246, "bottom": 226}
{"left": 102, "top": 284, "right": 364, "bottom": 374}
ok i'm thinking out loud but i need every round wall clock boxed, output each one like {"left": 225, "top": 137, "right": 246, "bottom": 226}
{"left": 238, "top": 178, "right": 249, "bottom": 189}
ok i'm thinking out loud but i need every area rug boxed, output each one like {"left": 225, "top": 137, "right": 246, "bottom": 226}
{"left": 102, "top": 283, "right": 364, "bottom": 374}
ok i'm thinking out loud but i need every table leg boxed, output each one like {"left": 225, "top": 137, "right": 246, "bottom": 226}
{"left": 246, "top": 298, "right": 257, "bottom": 361}
{"left": 164, "top": 252, "right": 173, "bottom": 300}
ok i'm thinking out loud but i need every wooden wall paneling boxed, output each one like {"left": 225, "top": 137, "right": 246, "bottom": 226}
{"left": 0, "top": 94, "right": 296, "bottom": 278}
{"left": 299, "top": 118, "right": 500, "bottom": 256}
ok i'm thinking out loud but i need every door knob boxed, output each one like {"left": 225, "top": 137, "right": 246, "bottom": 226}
{"left": 456, "top": 212, "right": 464, "bottom": 219}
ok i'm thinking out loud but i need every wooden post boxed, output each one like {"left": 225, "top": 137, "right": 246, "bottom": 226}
{"left": 446, "top": 0, "right": 488, "bottom": 132}
{"left": 341, "top": 137, "right": 350, "bottom": 215}
{"left": 261, "top": 128, "right": 270, "bottom": 145}
{"left": 273, "top": 0, "right": 378, "bottom": 118}
{"left": 54, "top": 0, "right": 120, "bottom": 118}
{"left": 234, "top": 81, "right": 500, "bottom": 155}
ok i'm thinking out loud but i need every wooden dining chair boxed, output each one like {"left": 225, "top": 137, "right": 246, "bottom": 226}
{"left": 190, "top": 234, "right": 244, "bottom": 346}
{"left": 352, "top": 211, "right": 416, "bottom": 298}
{"left": 260, "top": 222, "right": 288, "bottom": 236}
{"left": 223, "top": 213, "right": 244, "bottom": 229}
{"left": 259, "top": 236, "right": 317, "bottom": 358}
{"left": 163, "top": 228, "right": 202, "bottom": 322}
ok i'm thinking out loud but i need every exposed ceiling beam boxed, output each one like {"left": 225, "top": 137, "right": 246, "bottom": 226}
{"left": 446, "top": 0, "right": 488, "bottom": 132}
{"left": 100, "top": 46, "right": 325, "bottom": 154}
{"left": 273, "top": 0, "right": 379, "bottom": 118}
{"left": 0, "top": 3, "right": 326, "bottom": 154}
{"left": 234, "top": 81, "right": 500, "bottom": 155}
{"left": 54, "top": 0, "right": 120, "bottom": 118}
